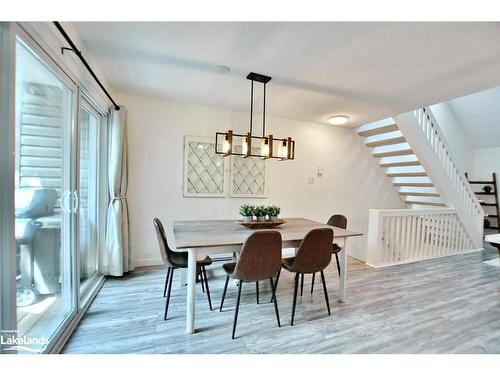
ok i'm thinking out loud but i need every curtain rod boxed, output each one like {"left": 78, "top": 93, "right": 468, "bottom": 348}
{"left": 52, "top": 21, "right": 120, "bottom": 111}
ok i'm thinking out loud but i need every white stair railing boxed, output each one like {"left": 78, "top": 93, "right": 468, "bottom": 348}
{"left": 367, "top": 208, "right": 475, "bottom": 267}
{"left": 394, "top": 108, "right": 484, "bottom": 248}
{"left": 416, "top": 108, "right": 484, "bottom": 229}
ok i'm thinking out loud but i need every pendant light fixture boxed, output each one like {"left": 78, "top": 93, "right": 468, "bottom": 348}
{"left": 216, "top": 72, "right": 295, "bottom": 160}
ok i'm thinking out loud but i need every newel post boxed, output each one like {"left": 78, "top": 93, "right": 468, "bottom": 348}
{"left": 366, "top": 209, "right": 383, "bottom": 266}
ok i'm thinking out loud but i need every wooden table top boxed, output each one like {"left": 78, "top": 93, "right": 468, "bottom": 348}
{"left": 485, "top": 234, "right": 500, "bottom": 245}
{"left": 172, "top": 217, "right": 363, "bottom": 249}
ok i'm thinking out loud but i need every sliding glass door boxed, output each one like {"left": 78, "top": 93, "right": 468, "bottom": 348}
{"left": 0, "top": 25, "right": 108, "bottom": 353}
{"left": 14, "top": 38, "right": 77, "bottom": 352}
{"left": 78, "top": 101, "right": 101, "bottom": 296}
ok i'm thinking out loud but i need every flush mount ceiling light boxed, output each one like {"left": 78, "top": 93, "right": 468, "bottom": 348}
{"left": 215, "top": 72, "right": 295, "bottom": 160}
{"left": 327, "top": 115, "right": 349, "bottom": 125}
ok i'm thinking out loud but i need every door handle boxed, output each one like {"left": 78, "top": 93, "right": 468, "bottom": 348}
{"left": 71, "top": 191, "right": 80, "bottom": 214}
{"left": 60, "top": 191, "right": 71, "bottom": 213}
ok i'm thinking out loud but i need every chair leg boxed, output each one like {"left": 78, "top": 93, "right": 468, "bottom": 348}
{"left": 291, "top": 273, "right": 299, "bottom": 326}
{"left": 320, "top": 270, "right": 331, "bottom": 316}
{"left": 270, "top": 268, "right": 281, "bottom": 303}
{"left": 220, "top": 275, "right": 230, "bottom": 312}
{"left": 269, "top": 278, "right": 281, "bottom": 327}
{"left": 164, "top": 268, "right": 175, "bottom": 320}
{"left": 202, "top": 266, "right": 212, "bottom": 311}
{"left": 311, "top": 273, "right": 315, "bottom": 294}
{"left": 199, "top": 267, "right": 205, "bottom": 293}
{"left": 335, "top": 252, "right": 341, "bottom": 277}
{"left": 256, "top": 281, "right": 259, "bottom": 304}
{"left": 300, "top": 273, "right": 304, "bottom": 296}
{"left": 232, "top": 281, "right": 243, "bottom": 339}
{"left": 163, "top": 267, "right": 171, "bottom": 297}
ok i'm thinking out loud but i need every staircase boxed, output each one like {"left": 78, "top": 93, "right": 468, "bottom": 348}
{"left": 361, "top": 108, "right": 484, "bottom": 266}
{"left": 357, "top": 118, "right": 446, "bottom": 208}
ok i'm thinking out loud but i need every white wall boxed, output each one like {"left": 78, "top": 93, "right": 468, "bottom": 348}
{"left": 117, "top": 93, "right": 406, "bottom": 266}
{"left": 472, "top": 147, "right": 500, "bottom": 191}
{"left": 447, "top": 86, "right": 500, "bottom": 149}
{"left": 429, "top": 103, "right": 474, "bottom": 175}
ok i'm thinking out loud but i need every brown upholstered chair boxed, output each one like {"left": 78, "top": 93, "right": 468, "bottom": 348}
{"left": 219, "top": 230, "right": 282, "bottom": 339}
{"left": 309, "top": 214, "right": 347, "bottom": 294}
{"left": 153, "top": 218, "right": 213, "bottom": 320}
{"left": 275, "top": 228, "right": 333, "bottom": 326}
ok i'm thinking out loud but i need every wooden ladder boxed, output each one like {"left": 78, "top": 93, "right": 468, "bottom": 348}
{"left": 465, "top": 172, "right": 500, "bottom": 234}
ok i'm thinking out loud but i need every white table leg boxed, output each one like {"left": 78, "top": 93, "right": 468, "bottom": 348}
{"left": 338, "top": 241, "right": 347, "bottom": 302}
{"left": 186, "top": 249, "right": 197, "bottom": 334}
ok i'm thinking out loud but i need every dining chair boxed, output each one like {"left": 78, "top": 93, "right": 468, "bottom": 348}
{"left": 219, "top": 230, "right": 282, "bottom": 339}
{"left": 309, "top": 214, "right": 346, "bottom": 294}
{"left": 275, "top": 227, "right": 333, "bottom": 326}
{"left": 153, "top": 218, "right": 213, "bottom": 320}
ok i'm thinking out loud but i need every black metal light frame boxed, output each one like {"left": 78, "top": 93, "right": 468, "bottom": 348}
{"left": 215, "top": 132, "right": 295, "bottom": 160}
{"left": 215, "top": 72, "right": 295, "bottom": 160}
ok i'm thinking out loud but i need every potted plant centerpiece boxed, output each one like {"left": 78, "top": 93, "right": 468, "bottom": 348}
{"left": 266, "top": 205, "right": 280, "bottom": 222}
{"left": 239, "top": 204, "right": 254, "bottom": 223}
{"left": 236, "top": 204, "right": 285, "bottom": 228}
{"left": 253, "top": 205, "right": 266, "bottom": 222}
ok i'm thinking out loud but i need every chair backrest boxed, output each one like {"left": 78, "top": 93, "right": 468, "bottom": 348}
{"left": 153, "top": 218, "right": 175, "bottom": 267}
{"left": 293, "top": 228, "right": 333, "bottom": 273}
{"left": 232, "top": 230, "right": 282, "bottom": 282}
{"left": 327, "top": 214, "right": 347, "bottom": 229}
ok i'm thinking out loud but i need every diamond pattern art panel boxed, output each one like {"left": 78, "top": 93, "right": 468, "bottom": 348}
{"left": 185, "top": 139, "right": 225, "bottom": 196}
{"left": 231, "top": 146, "right": 266, "bottom": 197}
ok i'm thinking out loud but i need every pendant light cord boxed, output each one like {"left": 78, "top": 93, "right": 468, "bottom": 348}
{"left": 249, "top": 80, "right": 254, "bottom": 134}
{"left": 263, "top": 83, "right": 266, "bottom": 136}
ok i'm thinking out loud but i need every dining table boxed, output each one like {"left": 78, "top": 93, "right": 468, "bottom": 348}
{"left": 485, "top": 233, "right": 500, "bottom": 268}
{"left": 165, "top": 217, "right": 363, "bottom": 334}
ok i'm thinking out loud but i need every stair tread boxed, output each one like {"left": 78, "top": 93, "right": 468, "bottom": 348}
{"left": 380, "top": 161, "right": 421, "bottom": 167}
{"left": 394, "top": 182, "right": 434, "bottom": 187}
{"left": 406, "top": 200, "right": 446, "bottom": 207}
{"left": 387, "top": 172, "right": 427, "bottom": 177}
{"left": 373, "top": 149, "right": 414, "bottom": 157}
{"left": 357, "top": 123, "right": 398, "bottom": 137}
{"left": 399, "top": 192, "right": 440, "bottom": 197}
{"left": 365, "top": 136, "right": 406, "bottom": 148}
{"left": 474, "top": 192, "right": 496, "bottom": 195}
{"left": 480, "top": 202, "right": 497, "bottom": 206}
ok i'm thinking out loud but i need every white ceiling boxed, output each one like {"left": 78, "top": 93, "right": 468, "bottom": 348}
{"left": 448, "top": 86, "right": 500, "bottom": 149}
{"left": 71, "top": 22, "right": 500, "bottom": 127}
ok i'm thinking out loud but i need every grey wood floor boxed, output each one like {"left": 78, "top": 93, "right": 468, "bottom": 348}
{"left": 63, "top": 246, "right": 500, "bottom": 354}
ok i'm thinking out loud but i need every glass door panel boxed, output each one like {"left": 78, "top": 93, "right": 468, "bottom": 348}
{"left": 79, "top": 104, "right": 100, "bottom": 293}
{"left": 14, "top": 38, "right": 76, "bottom": 352}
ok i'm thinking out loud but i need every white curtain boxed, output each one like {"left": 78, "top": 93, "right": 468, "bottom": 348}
{"left": 102, "top": 106, "right": 133, "bottom": 276}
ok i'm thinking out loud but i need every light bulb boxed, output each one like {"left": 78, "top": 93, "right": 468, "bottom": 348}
{"left": 222, "top": 133, "right": 231, "bottom": 153}
{"left": 242, "top": 138, "right": 248, "bottom": 155}
{"left": 261, "top": 138, "right": 269, "bottom": 157}
{"left": 280, "top": 140, "right": 288, "bottom": 159}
